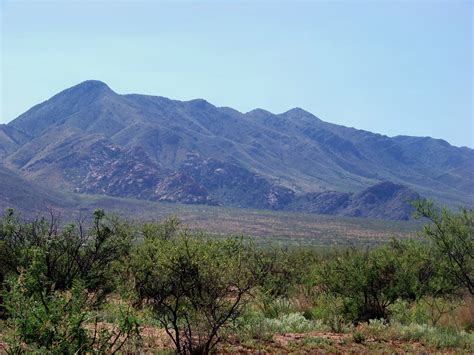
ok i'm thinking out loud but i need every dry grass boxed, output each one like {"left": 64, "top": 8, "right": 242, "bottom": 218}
{"left": 438, "top": 295, "right": 474, "bottom": 330}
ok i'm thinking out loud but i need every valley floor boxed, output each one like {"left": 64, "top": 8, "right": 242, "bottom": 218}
{"left": 73, "top": 194, "right": 421, "bottom": 247}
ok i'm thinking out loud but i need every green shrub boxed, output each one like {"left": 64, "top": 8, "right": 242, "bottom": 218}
{"left": 318, "top": 240, "right": 447, "bottom": 322}
{"left": 352, "top": 330, "right": 365, "bottom": 344}
{"left": 388, "top": 299, "right": 431, "bottom": 325}
{"left": 254, "top": 248, "right": 319, "bottom": 299}
{"left": 264, "top": 313, "right": 324, "bottom": 333}
{"left": 140, "top": 216, "right": 180, "bottom": 241}
{"left": 235, "top": 311, "right": 328, "bottom": 342}
{"left": 254, "top": 293, "right": 295, "bottom": 319}
{"left": 3, "top": 273, "right": 90, "bottom": 353}
{"left": 0, "top": 209, "right": 133, "bottom": 297}
{"left": 305, "top": 294, "right": 348, "bottom": 333}
{"left": 423, "top": 328, "right": 473, "bottom": 350}
{"left": 234, "top": 311, "right": 275, "bottom": 342}
{"left": 359, "top": 319, "right": 389, "bottom": 341}
{"left": 0, "top": 209, "right": 138, "bottom": 352}
{"left": 131, "top": 232, "right": 258, "bottom": 354}
{"left": 3, "top": 263, "right": 139, "bottom": 353}
{"left": 391, "top": 322, "right": 474, "bottom": 350}
{"left": 413, "top": 200, "right": 474, "bottom": 295}
{"left": 389, "top": 297, "right": 464, "bottom": 327}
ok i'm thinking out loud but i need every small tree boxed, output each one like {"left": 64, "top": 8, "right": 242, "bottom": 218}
{"left": 318, "top": 240, "right": 442, "bottom": 322}
{"left": 0, "top": 209, "right": 133, "bottom": 296}
{"left": 132, "top": 227, "right": 257, "bottom": 354}
{"left": 0, "top": 209, "right": 139, "bottom": 352}
{"left": 253, "top": 248, "right": 319, "bottom": 299}
{"left": 3, "top": 259, "right": 139, "bottom": 353}
{"left": 140, "top": 215, "right": 180, "bottom": 240}
{"left": 413, "top": 200, "right": 474, "bottom": 295}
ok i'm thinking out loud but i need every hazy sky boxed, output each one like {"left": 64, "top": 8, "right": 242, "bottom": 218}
{"left": 1, "top": 0, "right": 472, "bottom": 147}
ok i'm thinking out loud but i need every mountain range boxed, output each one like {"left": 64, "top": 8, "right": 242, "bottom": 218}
{"left": 0, "top": 80, "right": 472, "bottom": 220}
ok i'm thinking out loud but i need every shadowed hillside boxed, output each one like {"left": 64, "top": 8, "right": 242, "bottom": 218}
{"left": 0, "top": 165, "right": 74, "bottom": 213}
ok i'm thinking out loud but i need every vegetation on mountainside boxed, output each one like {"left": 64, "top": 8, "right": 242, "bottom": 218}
{"left": 0, "top": 200, "right": 472, "bottom": 353}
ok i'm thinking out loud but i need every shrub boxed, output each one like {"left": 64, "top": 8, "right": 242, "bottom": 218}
{"left": 413, "top": 200, "right": 474, "bottom": 295}
{"left": 0, "top": 209, "right": 133, "bottom": 297}
{"left": 254, "top": 293, "right": 294, "bottom": 319}
{"left": 3, "top": 256, "right": 139, "bottom": 353}
{"left": 358, "top": 319, "right": 389, "bottom": 341}
{"left": 391, "top": 322, "right": 474, "bottom": 350}
{"left": 318, "top": 240, "right": 440, "bottom": 322}
{"left": 3, "top": 272, "right": 90, "bottom": 353}
{"left": 234, "top": 311, "right": 328, "bottom": 342}
{"left": 352, "top": 330, "right": 365, "bottom": 344}
{"left": 263, "top": 313, "right": 322, "bottom": 333}
{"left": 305, "top": 294, "right": 348, "bottom": 333}
{"left": 140, "top": 216, "right": 180, "bottom": 241}
{"left": 388, "top": 299, "right": 431, "bottom": 325}
{"left": 254, "top": 248, "right": 319, "bottom": 299}
{"left": 131, "top": 231, "right": 259, "bottom": 354}
{"left": 0, "top": 209, "right": 138, "bottom": 352}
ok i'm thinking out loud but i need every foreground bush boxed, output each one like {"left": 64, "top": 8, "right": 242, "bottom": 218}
{"left": 413, "top": 200, "right": 474, "bottom": 295}
{"left": 318, "top": 240, "right": 450, "bottom": 322}
{"left": 131, "top": 230, "right": 260, "bottom": 354}
{"left": 4, "top": 271, "right": 139, "bottom": 353}
{"left": 0, "top": 209, "right": 133, "bottom": 297}
{"left": 0, "top": 209, "right": 138, "bottom": 352}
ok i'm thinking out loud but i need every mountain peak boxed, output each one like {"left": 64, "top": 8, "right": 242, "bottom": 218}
{"left": 280, "top": 107, "right": 320, "bottom": 121}
{"left": 186, "top": 98, "right": 214, "bottom": 109}
{"left": 67, "top": 80, "right": 113, "bottom": 94}
{"left": 286, "top": 107, "right": 309, "bottom": 114}
{"left": 7, "top": 80, "right": 117, "bottom": 137}
{"left": 47, "top": 80, "right": 116, "bottom": 104}
{"left": 245, "top": 108, "right": 274, "bottom": 118}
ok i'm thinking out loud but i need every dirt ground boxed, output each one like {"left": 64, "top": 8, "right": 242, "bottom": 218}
{"left": 131, "top": 329, "right": 467, "bottom": 354}
{"left": 0, "top": 328, "right": 469, "bottom": 354}
{"left": 219, "top": 331, "right": 453, "bottom": 354}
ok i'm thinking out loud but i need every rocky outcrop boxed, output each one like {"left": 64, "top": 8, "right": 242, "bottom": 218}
{"left": 154, "top": 172, "right": 211, "bottom": 204}
{"left": 72, "top": 142, "right": 164, "bottom": 199}
{"left": 179, "top": 153, "right": 295, "bottom": 209}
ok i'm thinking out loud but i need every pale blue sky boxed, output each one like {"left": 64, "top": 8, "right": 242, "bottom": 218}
{"left": 1, "top": 0, "right": 473, "bottom": 147}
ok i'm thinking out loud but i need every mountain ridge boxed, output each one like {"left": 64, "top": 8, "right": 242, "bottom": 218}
{"left": 1, "top": 80, "right": 472, "bottom": 219}
{"left": 9, "top": 80, "right": 471, "bottom": 148}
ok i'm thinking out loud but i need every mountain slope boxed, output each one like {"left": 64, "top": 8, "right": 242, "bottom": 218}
{"left": 287, "top": 181, "right": 419, "bottom": 220}
{"left": 0, "top": 165, "right": 75, "bottom": 213}
{"left": 2, "top": 80, "right": 472, "bottom": 219}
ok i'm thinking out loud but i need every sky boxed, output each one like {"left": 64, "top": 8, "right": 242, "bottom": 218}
{"left": 1, "top": 0, "right": 472, "bottom": 147}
